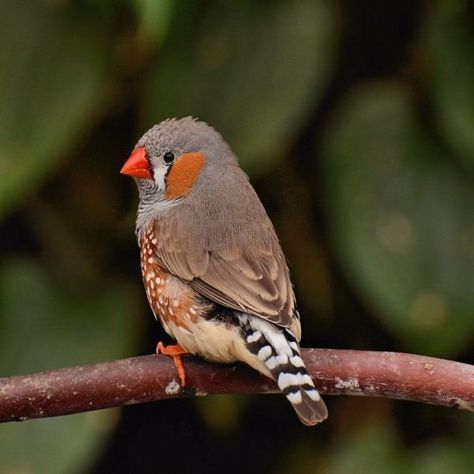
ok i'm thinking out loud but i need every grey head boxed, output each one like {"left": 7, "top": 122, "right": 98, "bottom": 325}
{"left": 123, "top": 117, "right": 241, "bottom": 235}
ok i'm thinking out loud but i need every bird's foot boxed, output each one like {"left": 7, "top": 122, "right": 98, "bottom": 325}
{"left": 156, "top": 342, "right": 189, "bottom": 386}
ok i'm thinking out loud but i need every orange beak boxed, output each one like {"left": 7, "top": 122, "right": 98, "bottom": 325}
{"left": 120, "top": 147, "right": 152, "bottom": 179}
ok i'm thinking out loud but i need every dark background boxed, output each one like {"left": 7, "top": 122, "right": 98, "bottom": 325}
{"left": 0, "top": 1, "right": 473, "bottom": 473}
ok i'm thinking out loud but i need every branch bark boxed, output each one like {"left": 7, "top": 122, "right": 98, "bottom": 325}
{"left": 0, "top": 349, "right": 473, "bottom": 423}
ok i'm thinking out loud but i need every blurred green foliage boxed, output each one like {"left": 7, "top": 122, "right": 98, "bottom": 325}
{"left": 143, "top": 0, "right": 336, "bottom": 174}
{"left": 0, "top": 0, "right": 472, "bottom": 473}
{"left": 0, "top": 0, "right": 112, "bottom": 219}
{"left": 323, "top": 82, "right": 473, "bottom": 355}
{"left": 422, "top": 1, "right": 474, "bottom": 168}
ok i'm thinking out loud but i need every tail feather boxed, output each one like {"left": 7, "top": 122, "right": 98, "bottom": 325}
{"left": 271, "top": 346, "right": 328, "bottom": 426}
{"left": 242, "top": 315, "right": 328, "bottom": 426}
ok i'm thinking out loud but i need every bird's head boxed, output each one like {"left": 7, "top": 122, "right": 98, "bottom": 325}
{"left": 121, "top": 117, "right": 236, "bottom": 209}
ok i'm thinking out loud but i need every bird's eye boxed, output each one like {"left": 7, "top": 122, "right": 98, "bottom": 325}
{"left": 163, "top": 151, "right": 175, "bottom": 164}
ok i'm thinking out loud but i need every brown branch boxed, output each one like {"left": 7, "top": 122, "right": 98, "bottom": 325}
{"left": 0, "top": 349, "right": 473, "bottom": 423}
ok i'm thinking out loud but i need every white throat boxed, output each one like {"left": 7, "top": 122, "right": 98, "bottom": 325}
{"left": 152, "top": 163, "right": 168, "bottom": 192}
{"left": 135, "top": 178, "right": 182, "bottom": 241}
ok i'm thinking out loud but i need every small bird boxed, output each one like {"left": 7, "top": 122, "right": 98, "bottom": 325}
{"left": 121, "top": 117, "right": 328, "bottom": 426}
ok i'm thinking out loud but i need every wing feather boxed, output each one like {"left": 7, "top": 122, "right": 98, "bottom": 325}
{"left": 150, "top": 169, "right": 298, "bottom": 333}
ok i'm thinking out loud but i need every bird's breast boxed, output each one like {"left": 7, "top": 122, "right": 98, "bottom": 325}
{"left": 140, "top": 227, "right": 201, "bottom": 335}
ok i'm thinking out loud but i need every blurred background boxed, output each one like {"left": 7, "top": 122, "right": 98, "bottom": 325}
{"left": 0, "top": 0, "right": 473, "bottom": 472}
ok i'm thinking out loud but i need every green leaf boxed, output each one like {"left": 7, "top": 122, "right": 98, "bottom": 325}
{"left": 420, "top": 0, "right": 474, "bottom": 168}
{"left": 321, "top": 421, "right": 474, "bottom": 474}
{"left": 0, "top": 411, "right": 118, "bottom": 474}
{"left": 0, "top": 1, "right": 111, "bottom": 220}
{"left": 132, "top": 0, "right": 175, "bottom": 50}
{"left": 322, "top": 82, "right": 474, "bottom": 356}
{"left": 0, "top": 259, "right": 139, "bottom": 473}
{"left": 322, "top": 423, "right": 407, "bottom": 474}
{"left": 142, "top": 0, "right": 337, "bottom": 174}
{"left": 413, "top": 439, "right": 474, "bottom": 474}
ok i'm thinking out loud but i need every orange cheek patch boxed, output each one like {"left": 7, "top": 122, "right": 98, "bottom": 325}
{"left": 165, "top": 152, "right": 206, "bottom": 199}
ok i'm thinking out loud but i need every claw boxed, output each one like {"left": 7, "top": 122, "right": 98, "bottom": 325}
{"left": 156, "top": 342, "right": 188, "bottom": 386}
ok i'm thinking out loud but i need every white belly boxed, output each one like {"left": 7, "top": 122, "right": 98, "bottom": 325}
{"left": 168, "top": 318, "right": 271, "bottom": 378}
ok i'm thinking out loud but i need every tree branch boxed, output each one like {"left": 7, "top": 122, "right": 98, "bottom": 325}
{"left": 0, "top": 349, "right": 472, "bottom": 423}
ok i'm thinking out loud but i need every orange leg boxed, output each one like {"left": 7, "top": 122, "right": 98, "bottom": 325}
{"left": 156, "top": 342, "right": 189, "bottom": 386}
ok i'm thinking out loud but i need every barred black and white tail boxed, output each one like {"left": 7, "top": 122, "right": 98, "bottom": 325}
{"left": 241, "top": 315, "right": 328, "bottom": 426}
